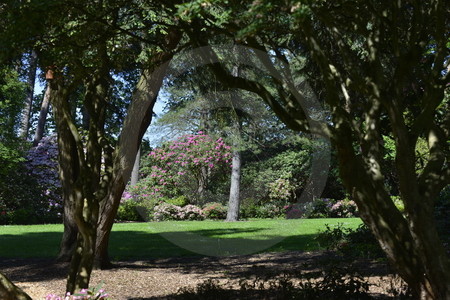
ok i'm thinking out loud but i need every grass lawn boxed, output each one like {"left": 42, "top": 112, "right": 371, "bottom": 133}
{"left": 0, "top": 218, "right": 362, "bottom": 260}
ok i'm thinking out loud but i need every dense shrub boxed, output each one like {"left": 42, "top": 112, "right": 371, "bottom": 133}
{"left": 166, "top": 195, "right": 189, "bottom": 207}
{"left": 292, "top": 198, "right": 358, "bottom": 219}
{"left": 315, "top": 223, "right": 384, "bottom": 259}
{"left": 240, "top": 203, "right": 284, "bottom": 219}
{"left": 0, "top": 137, "right": 62, "bottom": 224}
{"left": 116, "top": 198, "right": 145, "bottom": 222}
{"left": 203, "top": 202, "right": 227, "bottom": 219}
{"left": 328, "top": 199, "right": 358, "bottom": 218}
{"left": 126, "top": 133, "right": 231, "bottom": 208}
{"left": 153, "top": 203, "right": 205, "bottom": 221}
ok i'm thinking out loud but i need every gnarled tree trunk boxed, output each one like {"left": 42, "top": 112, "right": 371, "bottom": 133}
{"left": 0, "top": 272, "right": 32, "bottom": 300}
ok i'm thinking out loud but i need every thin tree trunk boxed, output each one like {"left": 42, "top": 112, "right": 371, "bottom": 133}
{"left": 226, "top": 148, "right": 241, "bottom": 221}
{"left": 130, "top": 147, "right": 140, "bottom": 186}
{"left": 19, "top": 50, "right": 38, "bottom": 139}
{"left": 0, "top": 272, "right": 32, "bottom": 300}
{"left": 33, "top": 84, "right": 51, "bottom": 146}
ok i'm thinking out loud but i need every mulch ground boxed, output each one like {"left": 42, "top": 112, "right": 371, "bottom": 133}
{"left": 1, "top": 251, "right": 406, "bottom": 299}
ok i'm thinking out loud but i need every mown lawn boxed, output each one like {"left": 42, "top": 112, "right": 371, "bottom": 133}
{"left": 0, "top": 218, "right": 362, "bottom": 260}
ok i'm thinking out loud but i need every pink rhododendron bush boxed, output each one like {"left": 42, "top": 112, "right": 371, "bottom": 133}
{"left": 122, "top": 133, "right": 232, "bottom": 220}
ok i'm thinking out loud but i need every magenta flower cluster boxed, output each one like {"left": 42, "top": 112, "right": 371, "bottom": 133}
{"left": 132, "top": 133, "right": 232, "bottom": 200}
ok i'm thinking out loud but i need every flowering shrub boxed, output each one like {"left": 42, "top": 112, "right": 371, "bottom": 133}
{"left": 0, "top": 136, "right": 63, "bottom": 224}
{"left": 267, "top": 178, "right": 294, "bottom": 202}
{"left": 288, "top": 198, "right": 359, "bottom": 219}
{"left": 329, "top": 199, "right": 359, "bottom": 218}
{"left": 202, "top": 202, "right": 227, "bottom": 219}
{"left": 133, "top": 133, "right": 231, "bottom": 205}
{"left": 25, "top": 135, "right": 62, "bottom": 222}
{"left": 153, "top": 202, "right": 205, "bottom": 221}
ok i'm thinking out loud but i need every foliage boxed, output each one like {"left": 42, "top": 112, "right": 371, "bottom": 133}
{"left": 315, "top": 223, "right": 384, "bottom": 259}
{"left": 267, "top": 178, "right": 294, "bottom": 202}
{"left": 296, "top": 198, "right": 359, "bottom": 219}
{"left": 174, "top": 262, "right": 371, "bottom": 299}
{"left": 132, "top": 133, "right": 231, "bottom": 205}
{"left": 153, "top": 203, "right": 205, "bottom": 221}
{"left": 202, "top": 202, "right": 227, "bottom": 220}
{"left": 166, "top": 195, "right": 189, "bottom": 207}
{"left": 116, "top": 198, "right": 144, "bottom": 222}
{"left": 25, "top": 135, "right": 62, "bottom": 219}
{"left": 0, "top": 137, "right": 62, "bottom": 224}
{"left": 0, "top": 67, "right": 26, "bottom": 140}
{"left": 328, "top": 199, "right": 359, "bottom": 218}
{"left": 240, "top": 137, "right": 314, "bottom": 203}
{"left": 391, "top": 196, "right": 405, "bottom": 213}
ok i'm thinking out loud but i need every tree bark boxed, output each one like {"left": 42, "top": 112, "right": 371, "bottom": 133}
{"left": 95, "top": 30, "right": 181, "bottom": 268}
{"left": 226, "top": 148, "right": 241, "bottom": 221}
{"left": 0, "top": 272, "right": 32, "bottom": 300}
{"left": 130, "top": 147, "right": 141, "bottom": 186}
{"left": 33, "top": 84, "right": 51, "bottom": 146}
{"left": 56, "top": 195, "right": 78, "bottom": 262}
{"left": 19, "top": 50, "right": 38, "bottom": 139}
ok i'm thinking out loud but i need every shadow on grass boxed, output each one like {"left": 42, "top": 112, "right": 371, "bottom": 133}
{"left": 0, "top": 227, "right": 321, "bottom": 282}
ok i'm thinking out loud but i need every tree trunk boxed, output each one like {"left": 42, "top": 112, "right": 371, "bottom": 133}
{"left": 33, "top": 84, "right": 51, "bottom": 146}
{"left": 94, "top": 30, "right": 181, "bottom": 267}
{"left": 66, "top": 186, "right": 99, "bottom": 293}
{"left": 56, "top": 198, "right": 78, "bottom": 262}
{"left": 130, "top": 147, "right": 141, "bottom": 186}
{"left": 19, "top": 50, "right": 37, "bottom": 139}
{"left": 49, "top": 79, "right": 80, "bottom": 263}
{"left": 0, "top": 272, "right": 32, "bottom": 300}
{"left": 226, "top": 148, "right": 241, "bottom": 221}
{"left": 332, "top": 121, "right": 450, "bottom": 299}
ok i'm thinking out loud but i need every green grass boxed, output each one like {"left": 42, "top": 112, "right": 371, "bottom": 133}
{"left": 0, "top": 218, "right": 362, "bottom": 260}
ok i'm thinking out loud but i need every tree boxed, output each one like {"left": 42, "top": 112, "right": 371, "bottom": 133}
{"left": 156, "top": 59, "right": 286, "bottom": 220}
{"left": 1, "top": 0, "right": 184, "bottom": 292}
{"left": 181, "top": 1, "right": 450, "bottom": 298}
{"left": 19, "top": 50, "right": 38, "bottom": 139}
{"left": 33, "top": 84, "right": 51, "bottom": 146}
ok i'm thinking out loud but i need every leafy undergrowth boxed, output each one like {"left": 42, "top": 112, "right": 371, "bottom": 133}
{"left": 172, "top": 259, "right": 412, "bottom": 300}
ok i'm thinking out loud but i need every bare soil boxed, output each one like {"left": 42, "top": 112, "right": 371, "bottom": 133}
{"left": 1, "top": 251, "right": 406, "bottom": 299}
